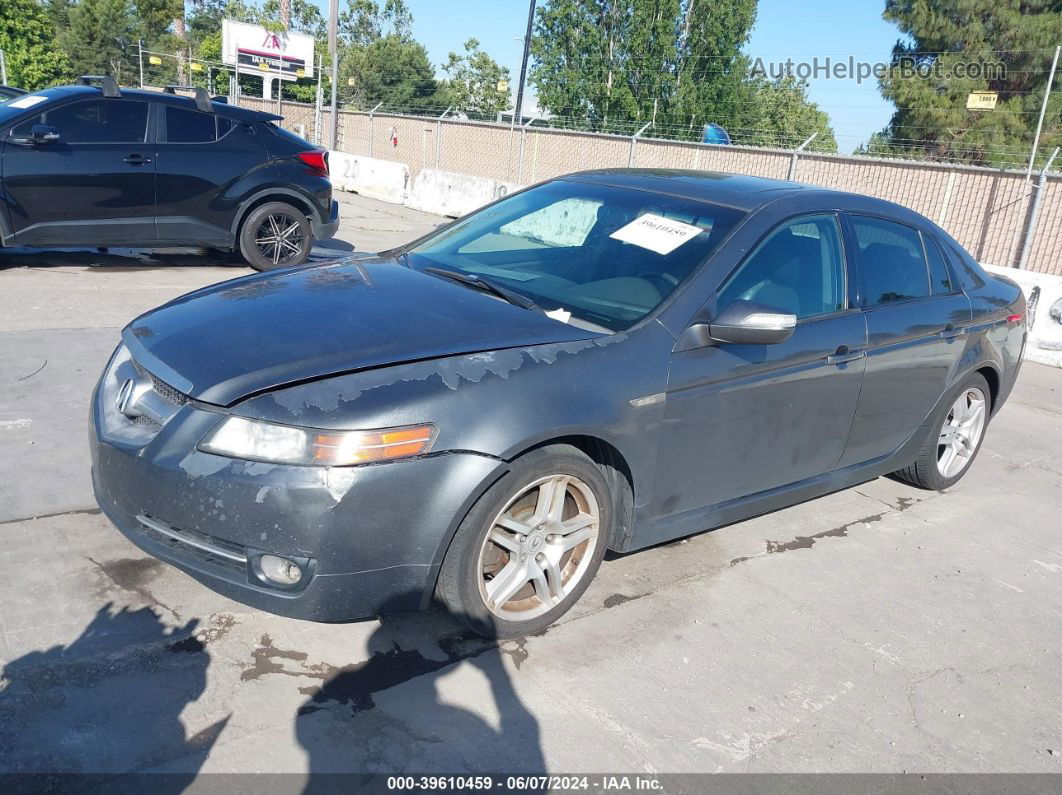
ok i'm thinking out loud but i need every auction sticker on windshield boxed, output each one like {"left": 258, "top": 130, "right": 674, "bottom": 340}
{"left": 609, "top": 213, "right": 704, "bottom": 255}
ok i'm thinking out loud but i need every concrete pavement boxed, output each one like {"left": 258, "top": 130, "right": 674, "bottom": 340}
{"left": 0, "top": 192, "right": 1060, "bottom": 778}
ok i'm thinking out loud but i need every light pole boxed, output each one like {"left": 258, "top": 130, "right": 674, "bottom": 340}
{"left": 328, "top": 0, "right": 340, "bottom": 151}
{"left": 512, "top": 0, "right": 536, "bottom": 127}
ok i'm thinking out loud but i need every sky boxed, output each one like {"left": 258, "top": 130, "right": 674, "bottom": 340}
{"left": 313, "top": 0, "right": 904, "bottom": 152}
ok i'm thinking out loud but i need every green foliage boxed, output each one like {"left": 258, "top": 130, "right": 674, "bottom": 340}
{"left": 340, "top": 0, "right": 412, "bottom": 47}
{"left": 439, "top": 38, "right": 510, "bottom": 119}
{"left": 877, "top": 0, "right": 1062, "bottom": 168}
{"left": 527, "top": 0, "right": 835, "bottom": 151}
{"left": 0, "top": 0, "right": 70, "bottom": 89}
{"left": 60, "top": 0, "right": 139, "bottom": 82}
{"left": 339, "top": 33, "right": 440, "bottom": 110}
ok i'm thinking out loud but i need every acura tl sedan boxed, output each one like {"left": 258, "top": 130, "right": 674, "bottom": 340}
{"left": 91, "top": 170, "right": 1026, "bottom": 638}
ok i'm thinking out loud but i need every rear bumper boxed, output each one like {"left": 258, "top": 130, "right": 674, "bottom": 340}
{"left": 90, "top": 390, "right": 504, "bottom": 622}
{"left": 312, "top": 200, "right": 340, "bottom": 241}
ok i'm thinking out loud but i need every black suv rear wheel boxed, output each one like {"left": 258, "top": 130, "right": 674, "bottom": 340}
{"left": 239, "top": 202, "right": 312, "bottom": 271}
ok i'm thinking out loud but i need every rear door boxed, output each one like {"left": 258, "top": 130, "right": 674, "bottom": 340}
{"left": 837, "top": 215, "right": 972, "bottom": 467}
{"left": 153, "top": 104, "right": 269, "bottom": 245}
{"left": 3, "top": 97, "right": 156, "bottom": 245}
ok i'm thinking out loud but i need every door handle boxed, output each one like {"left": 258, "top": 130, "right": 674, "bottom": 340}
{"left": 826, "top": 348, "right": 866, "bottom": 365}
{"left": 939, "top": 324, "right": 964, "bottom": 340}
{"left": 123, "top": 155, "right": 152, "bottom": 165}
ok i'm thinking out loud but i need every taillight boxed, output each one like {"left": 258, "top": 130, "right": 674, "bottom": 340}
{"left": 1006, "top": 313, "right": 1024, "bottom": 325}
{"left": 296, "top": 151, "right": 328, "bottom": 175}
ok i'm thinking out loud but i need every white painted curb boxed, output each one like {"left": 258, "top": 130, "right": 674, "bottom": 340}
{"left": 406, "top": 169, "right": 520, "bottom": 218}
{"left": 984, "top": 264, "right": 1062, "bottom": 368}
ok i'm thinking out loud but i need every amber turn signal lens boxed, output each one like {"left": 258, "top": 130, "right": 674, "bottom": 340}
{"left": 310, "top": 424, "right": 435, "bottom": 464}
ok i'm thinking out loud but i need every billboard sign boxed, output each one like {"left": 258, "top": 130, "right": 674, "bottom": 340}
{"left": 222, "top": 20, "right": 314, "bottom": 80}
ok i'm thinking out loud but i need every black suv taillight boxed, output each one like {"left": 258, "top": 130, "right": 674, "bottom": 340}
{"left": 296, "top": 151, "right": 328, "bottom": 176}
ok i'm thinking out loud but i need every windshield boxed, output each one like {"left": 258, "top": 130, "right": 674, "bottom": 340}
{"left": 407, "top": 180, "right": 744, "bottom": 332}
{"left": 0, "top": 90, "right": 54, "bottom": 122}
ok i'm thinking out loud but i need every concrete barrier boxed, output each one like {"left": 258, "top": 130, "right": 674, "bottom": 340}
{"left": 984, "top": 264, "right": 1062, "bottom": 368}
{"left": 328, "top": 151, "right": 410, "bottom": 204}
{"left": 406, "top": 169, "right": 520, "bottom": 218}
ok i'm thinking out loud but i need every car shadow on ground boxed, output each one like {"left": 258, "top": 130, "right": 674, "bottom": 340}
{"left": 0, "top": 239, "right": 356, "bottom": 272}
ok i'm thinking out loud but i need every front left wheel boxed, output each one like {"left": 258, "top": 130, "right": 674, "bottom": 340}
{"left": 437, "top": 445, "right": 611, "bottom": 638}
{"left": 239, "top": 202, "right": 313, "bottom": 271}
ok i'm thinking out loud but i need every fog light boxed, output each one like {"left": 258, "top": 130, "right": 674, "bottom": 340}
{"left": 259, "top": 554, "right": 302, "bottom": 586}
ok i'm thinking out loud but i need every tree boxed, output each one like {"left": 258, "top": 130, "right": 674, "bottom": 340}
{"left": 877, "top": 0, "right": 1062, "bottom": 168}
{"left": 340, "top": 34, "right": 440, "bottom": 110}
{"left": 743, "top": 77, "right": 837, "bottom": 152}
{"left": 439, "top": 38, "right": 511, "bottom": 118}
{"left": 0, "top": 0, "right": 70, "bottom": 89}
{"left": 60, "top": 0, "right": 138, "bottom": 82}
{"left": 530, "top": 0, "right": 801, "bottom": 143}
{"left": 340, "top": 0, "right": 412, "bottom": 47}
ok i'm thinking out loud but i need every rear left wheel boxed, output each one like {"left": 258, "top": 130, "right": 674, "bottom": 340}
{"left": 437, "top": 445, "right": 611, "bottom": 638}
{"left": 239, "top": 202, "right": 312, "bottom": 271}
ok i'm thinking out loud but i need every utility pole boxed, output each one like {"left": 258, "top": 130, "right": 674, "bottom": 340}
{"left": 512, "top": 0, "right": 536, "bottom": 127}
{"left": 328, "top": 0, "right": 340, "bottom": 151}
{"left": 1026, "top": 44, "right": 1060, "bottom": 182}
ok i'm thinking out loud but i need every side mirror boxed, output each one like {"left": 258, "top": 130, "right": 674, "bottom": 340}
{"left": 676, "top": 300, "right": 797, "bottom": 350}
{"left": 10, "top": 124, "right": 60, "bottom": 147}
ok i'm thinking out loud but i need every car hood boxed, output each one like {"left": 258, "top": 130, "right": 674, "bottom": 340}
{"left": 122, "top": 257, "right": 597, "bottom": 406}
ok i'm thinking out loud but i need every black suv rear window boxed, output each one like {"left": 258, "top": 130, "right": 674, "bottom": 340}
{"left": 166, "top": 106, "right": 230, "bottom": 143}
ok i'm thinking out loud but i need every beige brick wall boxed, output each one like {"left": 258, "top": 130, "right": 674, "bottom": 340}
{"left": 242, "top": 98, "right": 1061, "bottom": 275}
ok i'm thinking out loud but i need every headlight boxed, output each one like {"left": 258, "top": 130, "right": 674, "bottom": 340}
{"left": 199, "top": 416, "right": 435, "bottom": 466}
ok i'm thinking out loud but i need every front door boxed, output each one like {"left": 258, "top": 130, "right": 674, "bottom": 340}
{"left": 651, "top": 214, "right": 867, "bottom": 529}
{"left": 836, "top": 216, "right": 973, "bottom": 467}
{"left": 3, "top": 98, "right": 156, "bottom": 246}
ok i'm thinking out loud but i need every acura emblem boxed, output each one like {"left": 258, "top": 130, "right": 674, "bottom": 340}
{"left": 115, "top": 376, "right": 149, "bottom": 419}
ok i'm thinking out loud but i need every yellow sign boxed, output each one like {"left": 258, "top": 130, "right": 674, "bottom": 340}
{"left": 258, "top": 61, "right": 270, "bottom": 71}
{"left": 497, "top": 80, "right": 509, "bottom": 92}
{"left": 347, "top": 77, "right": 356, "bottom": 86}
{"left": 296, "top": 69, "right": 305, "bottom": 78}
{"left": 148, "top": 55, "right": 162, "bottom": 66}
{"left": 190, "top": 62, "right": 203, "bottom": 72}
{"left": 966, "top": 91, "right": 998, "bottom": 111}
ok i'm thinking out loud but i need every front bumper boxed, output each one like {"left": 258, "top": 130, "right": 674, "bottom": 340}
{"left": 90, "top": 392, "right": 503, "bottom": 622}
{"left": 311, "top": 199, "right": 340, "bottom": 241}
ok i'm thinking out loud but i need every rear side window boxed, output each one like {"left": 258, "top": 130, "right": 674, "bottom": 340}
{"left": 923, "top": 234, "right": 953, "bottom": 294}
{"left": 20, "top": 99, "right": 148, "bottom": 143}
{"left": 165, "top": 106, "right": 231, "bottom": 143}
{"left": 851, "top": 216, "right": 931, "bottom": 307}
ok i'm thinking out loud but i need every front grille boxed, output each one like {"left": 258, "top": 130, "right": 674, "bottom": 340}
{"left": 132, "top": 359, "right": 189, "bottom": 408}
{"left": 137, "top": 515, "right": 247, "bottom": 574}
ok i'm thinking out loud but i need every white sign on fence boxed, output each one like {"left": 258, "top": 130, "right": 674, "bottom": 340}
{"left": 221, "top": 20, "right": 314, "bottom": 80}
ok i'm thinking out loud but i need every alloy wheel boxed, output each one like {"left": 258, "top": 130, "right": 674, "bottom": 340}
{"left": 937, "top": 387, "right": 987, "bottom": 478}
{"left": 477, "top": 474, "right": 601, "bottom": 621}
{"left": 254, "top": 213, "right": 306, "bottom": 266}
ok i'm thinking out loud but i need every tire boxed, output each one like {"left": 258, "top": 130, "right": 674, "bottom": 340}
{"left": 891, "top": 372, "right": 991, "bottom": 490}
{"left": 437, "top": 444, "right": 612, "bottom": 639}
{"left": 238, "top": 202, "right": 313, "bottom": 271}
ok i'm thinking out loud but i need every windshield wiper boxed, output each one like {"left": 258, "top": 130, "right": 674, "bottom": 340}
{"left": 423, "top": 267, "right": 543, "bottom": 313}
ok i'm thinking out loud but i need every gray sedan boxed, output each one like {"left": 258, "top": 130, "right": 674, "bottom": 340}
{"left": 90, "top": 170, "right": 1027, "bottom": 637}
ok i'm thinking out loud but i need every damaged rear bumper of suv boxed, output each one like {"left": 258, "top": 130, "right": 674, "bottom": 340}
{"left": 89, "top": 352, "right": 503, "bottom": 622}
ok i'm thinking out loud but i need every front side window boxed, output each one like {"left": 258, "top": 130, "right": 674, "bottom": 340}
{"left": 32, "top": 99, "right": 149, "bottom": 143}
{"left": 851, "top": 216, "right": 931, "bottom": 307}
{"left": 407, "top": 180, "right": 745, "bottom": 332}
{"left": 716, "top": 214, "right": 846, "bottom": 319}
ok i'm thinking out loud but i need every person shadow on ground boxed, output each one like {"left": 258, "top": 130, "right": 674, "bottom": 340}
{"left": 0, "top": 603, "right": 227, "bottom": 791}
{"left": 295, "top": 606, "right": 545, "bottom": 788}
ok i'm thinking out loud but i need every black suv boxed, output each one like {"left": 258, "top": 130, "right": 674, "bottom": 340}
{"left": 0, "top": 76, "right": 338, "bottom": 270}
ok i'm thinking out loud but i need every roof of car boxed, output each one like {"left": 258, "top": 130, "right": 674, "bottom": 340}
{"left": 565, "top": 169, "right": 831, "bottom": 211}
{"left": 43, "top": 84, "right": 281, "bottom": 122}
